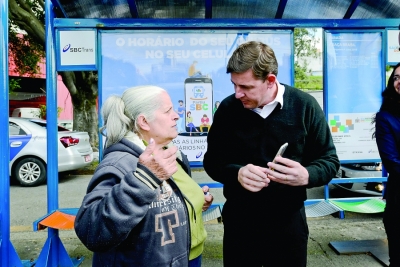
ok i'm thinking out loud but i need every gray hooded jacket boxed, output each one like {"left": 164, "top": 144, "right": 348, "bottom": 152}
{"left": 74, "top": 137, "right": 191, "bottom": 267}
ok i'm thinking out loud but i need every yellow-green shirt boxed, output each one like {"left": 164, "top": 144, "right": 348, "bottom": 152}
{"left": 173, "top": 163, "right": 207, "bottom": 260}
{"left": 141, "top": 139, "right": 207, "bottom": 260}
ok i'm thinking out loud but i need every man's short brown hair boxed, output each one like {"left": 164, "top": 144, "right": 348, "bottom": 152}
{"left": 227, "top": 41, "right": 278, "bottom": 81}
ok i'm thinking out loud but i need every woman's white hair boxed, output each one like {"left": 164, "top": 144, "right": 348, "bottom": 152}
{"left": 100, "top": 85, "right": 166, "bottom": 148}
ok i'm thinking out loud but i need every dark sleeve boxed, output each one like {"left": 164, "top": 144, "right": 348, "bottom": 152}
{"left": 180, "top": 151, "right": 192, "bottom": 177}
{"left": 203, "top": 99, "right": 243, "bottom": 188}
{"left": 375, "top": 112, "right": 400, "bottom": 175}
{"left": 74, "top": 161, "right": 162, "bottom": 252}
{"left": 305, "top": 101, "right": 340, "bottom": 188}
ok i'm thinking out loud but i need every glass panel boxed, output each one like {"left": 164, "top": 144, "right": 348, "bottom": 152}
{"left": 351, "top": 0, "right": 399, "bottom": 19}
{"left": 212, "top": 0, "right": 279, "bottom": 19}
{"left": 283, "top": 0, "right": 351, "bottom": 19}
{"left": 58, "top": 0, "right": 132, "bottom": 18}
{"left": 135, "top": 0, "right": 205, "bottom": 18}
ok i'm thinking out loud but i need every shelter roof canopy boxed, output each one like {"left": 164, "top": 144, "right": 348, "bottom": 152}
{"left": 52, "top": 0, "right": 400, "bottom": 20}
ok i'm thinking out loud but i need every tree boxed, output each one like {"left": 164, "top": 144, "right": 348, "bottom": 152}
{"left": 8, "top": 0, "right": 99, "bottom": 149}
{"left": 294, "top": 28, "right": 321, "bottom": 89}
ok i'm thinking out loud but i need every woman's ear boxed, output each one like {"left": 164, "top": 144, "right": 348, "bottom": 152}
{"left": 137, "top": 115, "right": 150, "bottom": 131}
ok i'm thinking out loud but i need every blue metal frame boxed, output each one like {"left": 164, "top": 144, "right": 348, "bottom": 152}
{"left": 30, "top": 2, "right": 84, "bottom": 266}
{"left": 127, "top": 0, "right": 139, "bottom": 18}
{"left": 2, "top": 9, "right": 400, "bottom": 266}
{"left": 53, "top": 18, "right": 400, "bottom": 29}
{"left": 343, "top": 0, "right": 362, "bottom": 19}
{"left": 98, "top": 29, "right": 105, "bottom": 161}
{"left": 50, "top": 0, "right": 67, "bottom": 18}
{"left": 290, "top": 30, "right": 295, "bottom": 86}
{"left": 0, "top": 0, "right": 28, "bottom": 265}
{"left": 0, "top": 0, "right": 24, "bottom": 265}
{"left": 275, "top": 0, "right": 289, "bottom": 19}
{"left": 205, "top": 0, "right": 212, "bottom": 19}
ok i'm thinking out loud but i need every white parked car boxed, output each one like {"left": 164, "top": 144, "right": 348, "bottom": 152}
{"left": 58, "top": 120, "right": 73, "bottom": 131}
{"left": 11, "top": 107, "right": 41, "bottom": 118}
{"left": 9, "top": 117, "right": 93, "bottom": 186}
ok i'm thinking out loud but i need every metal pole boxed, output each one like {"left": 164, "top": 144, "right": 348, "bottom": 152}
{"left": 0, "top": 1, "right": 23, "bottom": 266}
{"left": 45, "top": 0, "right": 59, "bottom": 264}
{"left": 0, "top": 0, "right": 11, "bottom": 265}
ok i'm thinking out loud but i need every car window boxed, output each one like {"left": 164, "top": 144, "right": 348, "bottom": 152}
{"left": 29, "top": 120, "right": 70, "bottom": 131}
{"left": 9, "top": 122, "right": 26, "bottom": 135}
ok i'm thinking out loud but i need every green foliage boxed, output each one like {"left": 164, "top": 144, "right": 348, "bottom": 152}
{"left": 9, "top": 78, "right": 21, "bottom": 93}
{"left": 36, "top": 104, "right": 63, "bottom": 119}
{"left": 294, "top": 61, "right": 309, "bottom": 87}
{"left": 294, "top": 28, "right": 322, "bottom": 90}
{"left": 9, "top": 32, "right": 44, "bottom": 77}
{"left": 294, "top": 28, "right": 319, "bottom": 59}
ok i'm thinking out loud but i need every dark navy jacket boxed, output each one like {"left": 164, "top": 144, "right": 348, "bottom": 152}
{"left": 375, "top": 110, "right": 400, "bottom": 209}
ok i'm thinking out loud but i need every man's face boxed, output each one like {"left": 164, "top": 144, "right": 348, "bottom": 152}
{"left": 231, "top": 68, "right": 269, "bottom": 109}
{"left": 179, "top": 101, "right": 183, "bottom": 106}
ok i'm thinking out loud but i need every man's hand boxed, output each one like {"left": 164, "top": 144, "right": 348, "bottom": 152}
{"left": 201, "top": 185, "right": 214, "bottom": 211}
{"left": 139, "top": 138, "right": 178, "bottom": 180}
{"left": 266, "top": 156, "right": 309, "bottom": 186}
{"left": 238, "top": 164, "right": 270, "bottom": 192}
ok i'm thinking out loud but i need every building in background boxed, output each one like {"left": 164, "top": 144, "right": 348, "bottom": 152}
{"left": 8, "top": 55, "right": 73, "bottom": 120}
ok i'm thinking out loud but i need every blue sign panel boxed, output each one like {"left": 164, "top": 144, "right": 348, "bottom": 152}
{"left": 100, "top": 30, "right": 293, "bottom": 161}
{"left": 325, "top": 31, "right": 384, "bottom": 162}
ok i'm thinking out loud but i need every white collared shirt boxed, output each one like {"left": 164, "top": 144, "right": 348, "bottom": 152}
{"left": 251, "top": 81, "right": 285, "bottom": 119}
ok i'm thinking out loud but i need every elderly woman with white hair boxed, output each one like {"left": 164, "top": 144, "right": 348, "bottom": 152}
{"left": 74, "top": 85, "right": 213, "bottom": 267}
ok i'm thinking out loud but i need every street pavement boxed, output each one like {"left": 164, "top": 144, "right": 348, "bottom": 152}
{"left": 8, "top": 169, "right": 388, "bottom": 267}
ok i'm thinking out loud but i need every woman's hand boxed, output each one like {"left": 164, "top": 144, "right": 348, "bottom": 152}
{"left": 202, "top": 185, "right": 214, "bottom": 211}
{"left": 139, "top": 138, "right": 178, "bottom": 180}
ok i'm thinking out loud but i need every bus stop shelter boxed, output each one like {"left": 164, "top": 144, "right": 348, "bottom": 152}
{"left": 1, "top": 0, "right": 400, "bottom": 266}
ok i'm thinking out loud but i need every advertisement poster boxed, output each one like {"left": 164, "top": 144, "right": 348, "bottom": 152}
{"left": 387, "top": 29, "right": 400, "bottom": 64}
{"left": 101, "top": 31, "right": 292, "bottom": 161}
{"left": 325, "top": 31, "right": 383, "bottom": 161}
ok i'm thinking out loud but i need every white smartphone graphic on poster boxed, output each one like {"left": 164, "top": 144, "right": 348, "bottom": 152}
{"left": 184, "top": 77, "right": 213, "bottom": 134}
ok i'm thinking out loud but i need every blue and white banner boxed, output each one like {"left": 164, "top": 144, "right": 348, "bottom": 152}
{"left": 100, "top": 30, "right": 293, "bottom": 161}
{"left": 325, "top": 31, "right": 383, "bottom": 162}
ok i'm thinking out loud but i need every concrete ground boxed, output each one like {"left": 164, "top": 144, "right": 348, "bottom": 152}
{"left": 9, "top": 169, "right": 388, "bottom": 267}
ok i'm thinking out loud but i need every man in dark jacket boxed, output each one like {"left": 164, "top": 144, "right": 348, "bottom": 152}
{"left": 203, "top": 41, "right": 339, "bottom": 267}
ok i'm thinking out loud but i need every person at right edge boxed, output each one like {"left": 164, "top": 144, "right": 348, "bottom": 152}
{"left": 373, "top": 62, "right": 400, "bottom": 267}
{"left": 203, "top": 41, "right": 340, "bottom": 267}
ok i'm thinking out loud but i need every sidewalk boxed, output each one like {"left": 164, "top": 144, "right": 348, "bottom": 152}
{"left": 10, "top": 213, "right": 387, "bottom": 267}
{"left": 9, "top": 170, "right": 388, "bottom": 267}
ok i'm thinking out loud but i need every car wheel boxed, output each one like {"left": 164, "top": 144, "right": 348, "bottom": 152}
{"left": 13, "top": 158, "right": 47, "bottom": 187}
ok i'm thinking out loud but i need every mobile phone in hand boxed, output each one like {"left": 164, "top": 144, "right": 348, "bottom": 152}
{"left": 270, "top": 142, "right": 288, "bottom": 170}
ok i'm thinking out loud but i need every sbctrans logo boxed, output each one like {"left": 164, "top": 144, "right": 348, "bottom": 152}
{"left": 62, "top": 44, "right": 94, "bottom": 53}
{"left": 63, "top": 44, "right": 71, "bottom": 52}
{"left": 195, "top": 151, "right": 203, "bottom": 159}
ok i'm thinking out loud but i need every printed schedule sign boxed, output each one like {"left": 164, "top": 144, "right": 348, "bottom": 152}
{"left": 325, "top": 31, "right": 383, "bottom": 162}
{"left": 387, "top": 29, "right": 400, "bottom": 65}
{"left": 100, "top": 30, "right": 293, "bottom": 161}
